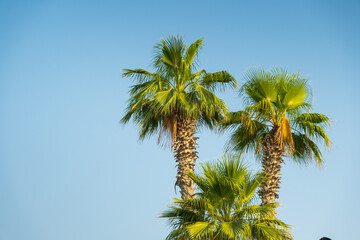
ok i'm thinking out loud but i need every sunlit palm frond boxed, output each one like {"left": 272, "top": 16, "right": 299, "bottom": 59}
{"left": 292, "top": 132, "right": 324, "bottom": 166}
{"left": 246, "top": 99, "right": 275, "bottom": 123}
{"left": 122, "top": 68, "right": 160, "bottom": 83}
{"left": 233, "top": 203, "right": 279, "bottom": 220}
{"left": 220, "top": 111, "right": 252, "bottom": 130}
{"left": 184, "top": 38, "right": 203, "bottom": 69}
{"left": 293, "top": 117, "right": 331, "bottom": 147}
{"left": 295, "top": 113, "right": 331, "bottom": 125}
{"left": 187, "top": 221, "right": 218, "bottom": 239}
{"left": 227, "top": 121, "right": 267, "bottom": 154}
{"left": 201, "top": 71, "right": 238, "bottom": 91}
{"left": 283, "top": 81, "right": 310, "bottom": 110}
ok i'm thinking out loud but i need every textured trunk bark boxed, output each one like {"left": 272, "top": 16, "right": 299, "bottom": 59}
{"left": 259, "top": 126, "right": 284, "bottom": 206}
{"left": 173, "top": 115, "right": 198, "bottom": 199}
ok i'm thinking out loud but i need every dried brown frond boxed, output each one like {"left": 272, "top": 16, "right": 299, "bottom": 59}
{"left": 158, "top": 113, "right": 178, "bottom": 148}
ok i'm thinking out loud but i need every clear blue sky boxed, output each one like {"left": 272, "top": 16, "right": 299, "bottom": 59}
{"left": 1, "top": 0, "right": 359, "bottom": 239}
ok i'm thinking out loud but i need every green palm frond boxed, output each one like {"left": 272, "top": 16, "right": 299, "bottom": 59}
{"left": 246, "top": 99, "right": 275, "bottom": 123}
{"left": 186, "top": 221, "right": 217, "bottom": 239}
{"left": 219, "top": 221, "right": 244, "bottom": 239}
{"left": 228, "top": 122, "right": 267, "bottom": 154}
{"left": 201, "top": 71, "right": 238, "bottom": 91}
{"left": 165, "top": 227, "right": 190, "bottom": 240}
{"left": 155, "top": 35, "right": 185, "bottom": 69}
{"left": 283, "top": 81, "right": 309, "bottom": 110}
{"left": 286, "top": 102, "right": 312, "bottom": 118}
{"left": 152, "top": 35, "right": 185, "bottom": 80}
{"left": 250, "top": 218, "right": 292, "bottom": 240}
{"left": 122, "top": 68, "right": 160, "bottom": 84}
{"left": 184, "top": 38, "right": 203, "bottom": 68}
{"left": 241, "top": 172, "right": 265, "bottom": 203}
{"left": 293, "top": 115, "right": 331, "bottom": 147}
{"left": 292, "top": 133, "right": 324, "bottom": 166}
{"left": 233, "top": 203, "right": 279, "bottom": 220}
{"left": 295, "top": 113, "right": 331, "bottom": 125}
{"left": 220, "top": 111, "right": 252, "bottom": 129}
{"left": 243, "top": 69, "right": 277, "bottom": 104}
{"left": 154, "top": 89, "right": 176, "bottom": 109}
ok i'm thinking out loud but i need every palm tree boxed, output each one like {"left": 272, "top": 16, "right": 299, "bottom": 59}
{"left": 221, "top": 68, "right": 331, "bottom": 205}
{"left": 161, "top": 154, "right": 292, "bottom": 240}
{"left": 121, "top": 36, "right": 237, "bottom": 199}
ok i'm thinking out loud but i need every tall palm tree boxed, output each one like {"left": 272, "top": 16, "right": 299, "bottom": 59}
{"left": 122, "top": 36, "right": 237, "bottom": 199}
{"left": 221, "top": 68, "right": 331, "bottom": 205}
{"left": 161, "top": 154, "right": 292, "bottom": 240}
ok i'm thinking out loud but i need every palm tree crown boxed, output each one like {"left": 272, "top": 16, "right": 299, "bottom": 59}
{"left": 161, "top": 154, "right": 292, "bottom": 240}
{"left": 221, "top": 68, "right": 331, "bottom": 204}
{"left": 122, "top": 36, "right": 237, "bottom": 199}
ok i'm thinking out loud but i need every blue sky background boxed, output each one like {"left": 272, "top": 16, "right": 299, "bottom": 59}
{"left": 1, "top": 0, "right": 359, "bottom": 239}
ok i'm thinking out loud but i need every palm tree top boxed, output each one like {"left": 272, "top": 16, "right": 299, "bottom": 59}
{"left": 122, "top": 35, "right": 238, "bottom": 142}
{"left": 222, "top": 67, "right": 331, "bottom": 166}
{"left": 152, "top": 35, "right": 202, "bottom": 78}
{"left": 242, "top": 67, "right": 312, "bottom": 125}
{"left": 161, "top": 154, "right": 293, "bottom": 240}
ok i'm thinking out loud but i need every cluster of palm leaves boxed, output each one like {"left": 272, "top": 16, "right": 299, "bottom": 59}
{"left": 161, "top": 154, "right": 292, "bottom": 240}
{"left": 122, "top": 35, "right": 331, "bottom": 239}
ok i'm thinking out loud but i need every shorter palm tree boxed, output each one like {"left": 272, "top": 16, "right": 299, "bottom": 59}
{"left": 161, "top": 154, "right": 292, "bottom": 240}
{"left": 221, "top": 68, "right": 331, "bottom": 205}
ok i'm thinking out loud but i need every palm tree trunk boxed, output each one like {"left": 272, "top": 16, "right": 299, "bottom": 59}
{"left": 259, "top": 126, "right": 284, "bottom": 205}
{"left": 173, "top": 115, "right": 198, "bottom": 199}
